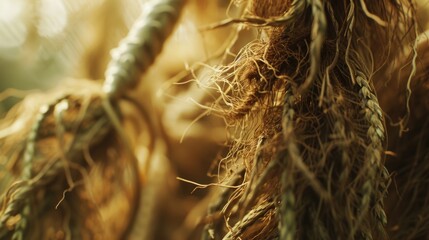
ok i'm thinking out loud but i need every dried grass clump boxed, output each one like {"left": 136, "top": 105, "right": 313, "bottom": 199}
{"left": 202, "top": 0, "right": 418, "bottom": 239}
{"left": 0, "top": 80, "right": 140, "bottom": 239}
{"left": 0, "top": 1, "right": 185, "bottom": 239}
{"left": 1, "top": 0, "right": 428, "bottom": 239}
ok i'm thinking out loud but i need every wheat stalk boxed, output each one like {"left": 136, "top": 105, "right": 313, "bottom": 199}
{"left": 278, "top": 88, "right": 297, "bottom": 240}
{"left": 354, "top": 71, "right": 388, "bottom": 238}
{"left": 9, "top": 103, "right": 49, "bottom": 240}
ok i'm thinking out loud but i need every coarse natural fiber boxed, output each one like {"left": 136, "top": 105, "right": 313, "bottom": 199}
{"left": 0, "top": 80, "right": 140, "bottom": 239}
{"left": 202, "top": 0, "right": 418, "bottom": 239}
{"left": 1, "top": 0, "right": 428, "bottom": 239}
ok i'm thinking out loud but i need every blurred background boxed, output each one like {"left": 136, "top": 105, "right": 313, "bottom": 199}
{"left": 0, "top": 0, "right": 140, "bottom": 112}
{"left": 0, "top": 0, "right": 235, "bottom": 112}
{"left": 0, "top": 1, "right": 247, "bottom": 239}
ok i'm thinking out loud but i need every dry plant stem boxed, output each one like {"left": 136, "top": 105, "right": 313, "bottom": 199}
{"left": 279, "top": 171, "right": 295, "bottom": 240}
{"left": 222, "top": 201, "right": 274, "bottom": 240}
{"left": 202, "top": 167, "right": 245, "bottom": 240}
{"left": 353, "top": 71, "right": 387, "bottom": 238}
{"left": 10, "top": 104, "right": 51, "bottom": 240}
{"left": 279, "top": 88, "right": 297, "bottom": 240}
{"left": 345, "top": 0, "right": 357, "bottom": 85}
{"left": 359, "top": 0, "right": 388, "bottom": 26}
{"left": 402, "top": 22, "right": 419, "bottom": 133}
{"left": 298, "top": 0, "right": 326, "bottom": 93}
{"left": 240, "top": 153, "right": 277, "bottom": 212}
{"left": 203, "top": 0, "right": 306, "bottom": 30}
{"left": 103, "top": 0, "right": 185, "bottom": 99}
{"left": 238, "top": 136, "right": 267, "bottom": 214}
{"left": 1, "top": 98, "right": 65, "bottom": 238}
{"left": 333, "top": 120, "right": 352, "bottom": 187}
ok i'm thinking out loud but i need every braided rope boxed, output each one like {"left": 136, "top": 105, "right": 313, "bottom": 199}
{"left": 103, "top": 0, "right": 185, "bottom": 98}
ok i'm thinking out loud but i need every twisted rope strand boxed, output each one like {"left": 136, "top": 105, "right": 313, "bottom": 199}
{"left": 103, "top": 0, "right": 185, "bottom": 98}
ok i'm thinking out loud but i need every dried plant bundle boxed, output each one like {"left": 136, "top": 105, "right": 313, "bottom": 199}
{"left": 201, "top": 0, "right": 419, "bottom": 239}
{"left": 0, "top": 0, "right": 185, "bottom": 239}
{"left": 1, "top": 0, "right": 429, "bottom": 239}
